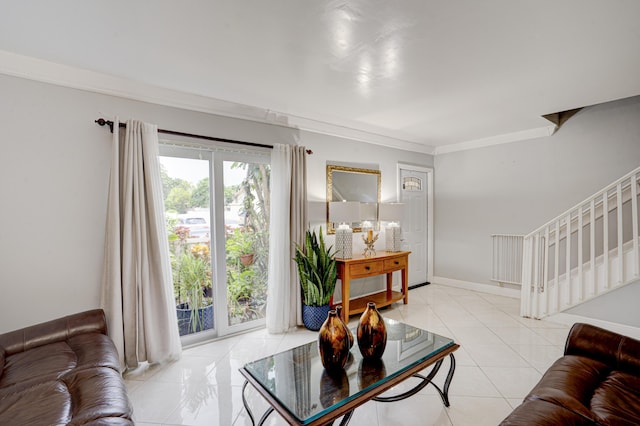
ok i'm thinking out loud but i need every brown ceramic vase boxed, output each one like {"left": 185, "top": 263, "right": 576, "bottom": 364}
{"left": 335, "top": 305, "right": 354, "bottom": 348}
{"left": 356, "top": 302, "right": 387, "bottom": 359}
{"left": 318, "top": 310, "right": 351, "bottom": 370}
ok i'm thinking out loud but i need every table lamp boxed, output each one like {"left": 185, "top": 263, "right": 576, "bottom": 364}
{"left": 379, "top": 202, "right": 404, "bottom": 252}
{"left": 360, "top": 203, "right": 377, "bottom": 234}
{"left": 330, "top": 201, "right": 360, "bottom": 258}
{"left": 360, "top": 202, "right": 378, "bottom": 256}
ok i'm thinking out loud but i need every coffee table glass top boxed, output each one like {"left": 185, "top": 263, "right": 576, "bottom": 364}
{"left": 242, "top": 319, "right": 455, "bottom": 425}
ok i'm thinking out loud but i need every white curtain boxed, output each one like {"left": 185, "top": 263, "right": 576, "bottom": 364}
{"left": 102, "top": 118, "right": 182, "bottom": 369}
{"left": 266, "top": 144, "right": 308, "bottom": 333}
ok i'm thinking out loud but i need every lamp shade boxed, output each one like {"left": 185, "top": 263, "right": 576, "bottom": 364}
{"left": 379, "top": 203, "right": 404, "bottom": 222}
{"left": 329, "top": 201, "right": 360, "bottom": 224}
{"left": 360, "top": 202, "right": 377, "bottom": 221}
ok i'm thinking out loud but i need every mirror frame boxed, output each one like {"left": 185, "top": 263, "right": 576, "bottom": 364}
{"left": 326, "top": 165, "right": 381, "bottom": 234}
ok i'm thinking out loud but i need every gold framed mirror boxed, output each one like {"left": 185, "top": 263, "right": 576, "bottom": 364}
{"left": 326, "top": 165, "right": 381, "bottom": 234}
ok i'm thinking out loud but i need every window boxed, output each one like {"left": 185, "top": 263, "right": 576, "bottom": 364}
{"left": 402, "top": 176, "right": 422, "bottom": 191}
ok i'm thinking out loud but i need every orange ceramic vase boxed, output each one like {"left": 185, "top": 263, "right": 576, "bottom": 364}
{"left": 318, "top": 310, "right": 351, "bottom": 370}
{"left": 356, "top": 302, "right": 387, "bottom": 359}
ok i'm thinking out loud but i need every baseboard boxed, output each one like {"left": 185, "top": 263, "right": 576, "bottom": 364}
{"left": 432, "top": 276, "right": 521, "bottom": 299}
{"left": 548, "top": 313, "right": 640, "bottom": 340}
{"left": 408, "top": 281, "right": 430, "bottom": 290}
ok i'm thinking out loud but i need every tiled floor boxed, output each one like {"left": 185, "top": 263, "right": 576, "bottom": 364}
{"left": 124, "top": 284, "right": 572, "bottom": 425}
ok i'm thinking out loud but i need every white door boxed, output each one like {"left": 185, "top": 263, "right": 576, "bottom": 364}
{"left": 399, "top": 166, "right": 430, "bottom": 286}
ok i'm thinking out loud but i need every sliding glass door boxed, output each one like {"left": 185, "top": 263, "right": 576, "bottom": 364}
{"left": 159, "top": 145, "right": 270, "bottom": 341}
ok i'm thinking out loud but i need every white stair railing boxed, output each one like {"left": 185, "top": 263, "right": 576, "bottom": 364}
{"left": 521, "top": 166, "right": 640, "bottom": 319}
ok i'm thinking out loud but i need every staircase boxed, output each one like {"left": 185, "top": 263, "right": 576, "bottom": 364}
{"left": 521, "top": 166, "right": 640, "bottom": 319}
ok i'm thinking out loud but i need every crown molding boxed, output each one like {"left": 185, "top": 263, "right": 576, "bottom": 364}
{"left": 0, "top": 50, "right": 555, "bottom": 156}
{"left": 434, "top": 125, "right": 557, "bottom": 155}
{"left": 286, "top": 114, "right": 435, "bottom": 154}
{"left": 0, "top": 49, "right": 434, "bottom": 155}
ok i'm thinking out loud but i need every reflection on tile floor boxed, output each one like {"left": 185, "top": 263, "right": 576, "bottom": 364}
{"left": 125, "top": 283, "right": 571, "bottom": 425}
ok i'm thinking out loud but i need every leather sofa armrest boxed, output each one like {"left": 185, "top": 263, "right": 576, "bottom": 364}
{"left": 0, "top": 309, "right": 108, "bottom": 356}
{"left": 565, "top": 322, "right": 640, "bottom": 375}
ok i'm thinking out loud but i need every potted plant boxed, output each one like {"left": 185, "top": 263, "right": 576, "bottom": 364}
{"left": 294, "top": 227, "right": 338, "bottom": 330}
{"left": 174, "top": 248, "right": 213, "bottom": 335}
{"left": 227, "top": 227, "right": 255, "bottom": 266}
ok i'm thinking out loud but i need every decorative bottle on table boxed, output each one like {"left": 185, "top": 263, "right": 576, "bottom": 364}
{"left": 357, "top": 302, "right": 387, "bottom": 359}
{"left": 318, "top": 310, "right": 351, "bottom": 370}
{"left": 335, "top": 305, "right": 354, "bottom": 348}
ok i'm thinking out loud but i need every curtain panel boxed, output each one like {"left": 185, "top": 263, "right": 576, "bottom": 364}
{"left": 266, "top": 144, "right": 308, "bottom": 333}
{"left": 102, "top": 118, "right": 181, "bottom": 369}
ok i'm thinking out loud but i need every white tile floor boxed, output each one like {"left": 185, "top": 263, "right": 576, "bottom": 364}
{"left": 124, "top": 284, "right": 572, "bottom": 425}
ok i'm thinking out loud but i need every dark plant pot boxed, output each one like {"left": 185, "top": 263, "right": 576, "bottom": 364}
{"left": 240, "top": 253, "right": 254, "bottom": 266}
{"left": 302, "top": 304, "right": 331, "bottom": 331}
{"left": 176, "top": 303, "right": 214, "bottom": 336}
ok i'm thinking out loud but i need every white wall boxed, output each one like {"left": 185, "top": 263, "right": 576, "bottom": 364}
{"left": 0, "top": 73, "right": 433, "bottom": 333}
{"left": 566, "top": 279, "right": 640, "bottom": 327}
{"left": 433, "top": 96, "right": 640, "bottom": 296}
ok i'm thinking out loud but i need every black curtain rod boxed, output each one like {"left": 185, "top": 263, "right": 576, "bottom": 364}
{"left": 94, "top": 118, "right": 312, "bottom": 154}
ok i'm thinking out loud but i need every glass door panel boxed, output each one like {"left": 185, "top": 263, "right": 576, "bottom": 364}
{"left": 222, "top": 160, "right": 269, "bottom": 328}
{"left": 160, "top": 146, "right": 270, "bottom": 340}
{"left": 159, "top": 155, "right": 215, "bottom": 339}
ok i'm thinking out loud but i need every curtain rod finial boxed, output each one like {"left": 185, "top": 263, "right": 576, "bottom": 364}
{"left": 95, "top": 118, "right": 114, "bottom": 133}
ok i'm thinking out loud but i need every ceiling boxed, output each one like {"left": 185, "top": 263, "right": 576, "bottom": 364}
{"left": 2, "top": 1, "right": 640, "bottom": 154}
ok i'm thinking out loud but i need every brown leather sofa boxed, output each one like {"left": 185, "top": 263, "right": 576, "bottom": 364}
{"left": 501, "top": 322, "right": 640, "bottom": 426}
{"left": 0, "top": 309, "right": 133, "bottom": 425}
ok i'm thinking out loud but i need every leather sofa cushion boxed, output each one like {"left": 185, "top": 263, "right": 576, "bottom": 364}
{"left": 507, "top": 352, "right": 640, "bottom": 426}
{"left": 499, "top": 398, "right": 594, "bottom": 425}
{"left": 591, "top": 371, "right": 640, "bottom": 426}
{"left": 529, "top": 355, "right": 609, "bottom": 407}
{"left": 62, "top": 367, "right": 132, "bottom": 425}
{"left": 0, "top": 380, "right": 72, "bottom": 425}
{"left": 566, "top": 323, "right": 640, "bottom": 376}
{"left": 1, "top": 341, "right": 76, "bottom": 390}
{"left": 0, "top": 333, "right": 121, "bottom": 393}
{"left": 0, "top": 368, "right": 132, "bottom": 426}
{"left": 0, "top": 309, "right": 107, "bottom": 356}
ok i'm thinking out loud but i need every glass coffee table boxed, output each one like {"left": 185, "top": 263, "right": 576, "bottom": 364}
{"left": 240, "top": 319, "right": 459, "bottom": 425}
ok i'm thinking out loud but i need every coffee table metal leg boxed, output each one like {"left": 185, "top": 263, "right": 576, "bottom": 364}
{"left": 338, "top": 409, "right": 354, "bottom": 425}
{"left": 440, "top": 353, "right": 456, "bottom": 406}
{"left": 242, "top": 380, "right": 275, "bottom": 426}
{"left": 244, "top": 379, "right": 355, "bottom": 426}
{"left": 372, "top": 354, "right": 456, "bottom": 407}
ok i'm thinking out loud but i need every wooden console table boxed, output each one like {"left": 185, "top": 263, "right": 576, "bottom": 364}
{"left": 334, "top": 251, "right": 410, "bottom": 319}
